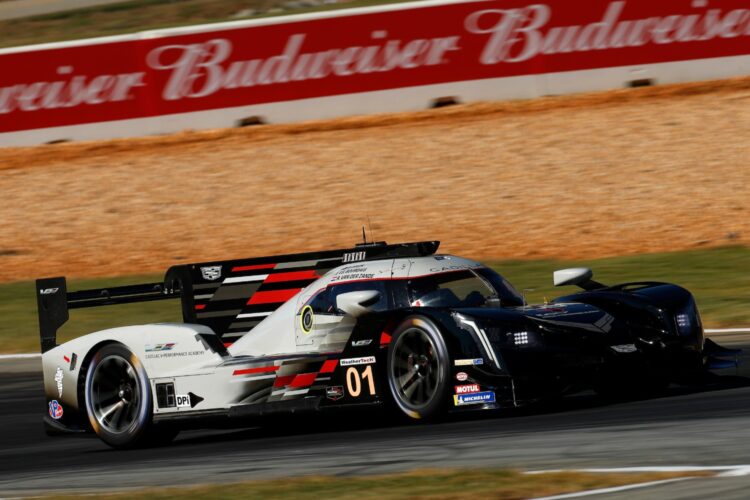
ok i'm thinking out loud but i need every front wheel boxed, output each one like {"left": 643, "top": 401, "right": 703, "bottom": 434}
{"left": 387, "top": 316, "right": 450, "bottom": 420}
{"left": 84, "top": 343, "right": 175, "bottom": 448}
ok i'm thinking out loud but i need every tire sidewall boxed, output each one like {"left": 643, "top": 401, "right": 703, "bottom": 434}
{"left": 84, "top": 343, "right": 153, "bottom": 449}
{"left": 386, "top": 315, "right": 450, "bottom": 420}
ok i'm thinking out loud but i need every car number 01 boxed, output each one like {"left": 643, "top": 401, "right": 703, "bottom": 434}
{"left": 346, "top": 366, "right": 375, "bottom": 397}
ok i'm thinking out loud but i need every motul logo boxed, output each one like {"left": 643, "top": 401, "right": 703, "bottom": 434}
{"left": 455, "top": 384, "right": 481, "bottom": 394}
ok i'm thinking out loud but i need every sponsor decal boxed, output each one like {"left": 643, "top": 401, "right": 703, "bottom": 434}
{"left": 340, "top": 356, "right": 376, "bottom": 366}
{"left": 145, "top": 343, "right": 176, "bottom": 352}
{"left": 456, "top": 371, "right": 468, "bottom": 382}
{"left": 455, "top": 384, "right": 480, "bottom": 394}
{"left": 200, "top": 265, "right": 222, "bottom": 281}
{"left": 176, "top": 394, "right": 191, "bottom": 408}
{"left": 330, "top": 264, "right": 376, "bottom": 282}
{"left": 145, "top": 350, "right": 204, "bottom": 360}
{"left": 48, "top": 400, "right": 64, "bottom": 419}
{"left": 54, "top": 367, "right": 64, "bottom": 398}
{"left": 611, "top": 343, "right": 637, "bottom": 353}
{"left": 39, "top": 288, "right": 59, "bottom": 295}
{"left": 351, "top": 339, "right": 373, "bottom": 347}
{"left": 326, "top": 385, "right": 344, "bottom": 401}
{"left": 300, "top": 305, "right": 314, "bottom": 335}
{"left": 454, "top": 358, "right": 484, "bottom": 366}
{"left": 342, "top": 251, "right": 366, "bottom": 263}
{"left": 453, "top": 391, "right": 495, "bottom": 406}
{"left": 3, "top": 0, "right": 750, "bottom": 139}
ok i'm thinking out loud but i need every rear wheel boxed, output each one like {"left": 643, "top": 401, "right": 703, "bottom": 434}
{"left": 84, "top": 344, "right": 177, "bottom": 448}
{"left": 387, "top": 316, "right": 450, "bottom": 420}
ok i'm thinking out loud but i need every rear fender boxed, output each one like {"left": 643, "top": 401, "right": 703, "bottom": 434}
{"left": 42, "top": 323, "right": 224, "bottom": 415}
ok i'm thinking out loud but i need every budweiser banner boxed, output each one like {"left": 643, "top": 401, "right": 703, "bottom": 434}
{"left": 1, "top": 0, "right": 749, "bottom": 139}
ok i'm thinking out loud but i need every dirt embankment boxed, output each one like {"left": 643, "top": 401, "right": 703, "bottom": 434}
{"left": 0, "top": 78, "right": 748, "bottom": 283}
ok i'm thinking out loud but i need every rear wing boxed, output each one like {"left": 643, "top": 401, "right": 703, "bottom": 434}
{"left": 37, "top": 240, "right": 439, "bottom": 353}
{"left": 36, "top": 279, "right": 180, "bottom": 353}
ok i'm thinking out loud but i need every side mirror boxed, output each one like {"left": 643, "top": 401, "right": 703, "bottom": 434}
{"left": 553, "top": 268, "right": 604, "bottom": 290}
{"left": 336, "top": 290, "right": 381, "bottom": 318}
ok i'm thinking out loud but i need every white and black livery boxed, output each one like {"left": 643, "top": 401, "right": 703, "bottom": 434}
{"left": 36, "top": 240, "right": 738, "bottom": 448}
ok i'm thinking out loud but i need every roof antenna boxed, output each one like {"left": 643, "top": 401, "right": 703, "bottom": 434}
{"left": 362, "top": 225, "right": 367, "bottom": 245}
{"left": 367, "top": 215, "right": 375, "bottom": 244}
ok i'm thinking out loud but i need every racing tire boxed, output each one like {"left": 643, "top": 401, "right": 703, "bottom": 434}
{"left": 84, "top": 343, "right": 170, "bottom": 449}
{"left": 386, "top": 316, "right": 450, "bottom": 420}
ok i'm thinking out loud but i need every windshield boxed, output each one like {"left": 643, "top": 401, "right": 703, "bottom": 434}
{"left": 475, "top": 267, "right": 525, "bottom": 307}
{"left": 407, "top": 270, "right": 498, "bottom": 308}
{"left": 406, "top": 268, "right": 525, "bottom": 309}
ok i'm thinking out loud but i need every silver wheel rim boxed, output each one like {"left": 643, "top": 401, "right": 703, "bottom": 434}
{"left": 90, "top": 355, "right": 141, "bottom": 434}
{"left": 390, "top": 327, "right": 441, "bottom": 409}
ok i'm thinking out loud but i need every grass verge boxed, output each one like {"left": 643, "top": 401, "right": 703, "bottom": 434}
{"left": 1, "top": 246, "right": 748, "bottom": 353}
{"left": 46, "top": 468, "right": 706, "bottom": 499}
{"left": 0, "top": 0, "right": 411, "bottom": 49}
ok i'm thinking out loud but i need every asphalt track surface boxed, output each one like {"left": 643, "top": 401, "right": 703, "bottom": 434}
{"left": 2, "top": 335, "right": 750, "bottom": 498}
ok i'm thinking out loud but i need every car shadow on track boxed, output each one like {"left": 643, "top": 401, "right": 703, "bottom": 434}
{"left": 160, "top": 372, "right": 750, "bottom": 450}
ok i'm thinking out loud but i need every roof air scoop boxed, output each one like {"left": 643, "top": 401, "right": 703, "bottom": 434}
{"left": 553, "top": 268, "right": 605, "bottom": 291}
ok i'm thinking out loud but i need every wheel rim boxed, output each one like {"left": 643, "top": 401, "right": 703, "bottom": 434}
{"left": 390, "top": 327, "right": 441, "bottom": 409}
{"left": 90, "top": 355, "right": 142, "bottom": 434}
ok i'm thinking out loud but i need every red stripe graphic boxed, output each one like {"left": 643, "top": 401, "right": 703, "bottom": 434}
{"left": 320, "top": 359, "right": 338, "bottom": 373}
{"left": 247, "top": 289, "right": 301, "bottom": 305}
{"left": 290, "top": 373, "right": 318, "bottom": 388}
{"left": 232, "top": 365, "right": 279, "bottom": 376}
{"left": 380, "top": 332, "right": 392, "bottom": 345}
{"left": 264, "top": 270, "right": 319, "bottom": 283}
{"left": 223, "top": 342, "right": 233, "bottom": 348}
{"left": 232, "top": 263, "right": 276, "bottom": 272}
{"left": 63, "top": 355, "right": 70, "bottom": 363}
{"left": 273, "top": 374, "right": 296, "bottom": 388}
{"left": 195, "top": 304, "right": 206, "bottom": 310}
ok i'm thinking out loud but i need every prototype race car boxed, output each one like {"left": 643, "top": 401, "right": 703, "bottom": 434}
{"left": 36, "top": 241, "right": 738, "bottom": 448}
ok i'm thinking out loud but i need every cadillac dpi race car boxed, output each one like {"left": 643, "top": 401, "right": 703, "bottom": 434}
{"left": 37, "top": 241, "right": 738, "bottom": 448}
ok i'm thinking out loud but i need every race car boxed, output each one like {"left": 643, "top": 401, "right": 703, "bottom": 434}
{"left": 36, "top": 240, "right": 738, "bottom": 448}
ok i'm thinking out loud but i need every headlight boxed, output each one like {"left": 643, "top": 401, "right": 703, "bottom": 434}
{"left": 453, "top": 313, "right": 502, "bottom": 370}
{"left": 675, "top": 300, "right": 700, "bottom": 336}
{"left": 512, "top": 331, "right": 529, "bottom": 345}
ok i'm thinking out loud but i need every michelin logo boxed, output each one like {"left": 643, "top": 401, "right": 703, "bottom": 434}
{"left": 453, "top": 391, "right": 495, "bottom": 406}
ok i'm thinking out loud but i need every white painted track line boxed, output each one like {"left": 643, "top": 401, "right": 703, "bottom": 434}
{"left": 531, "top": 477, "right": 694, "bottom": 500}
{"left": 0, "top": 353, "right": 40, "bottom": 360}
{"left": 528, "top": 465, "right": 750, "bottom": 500}
{"left": 527, "top": 465, "right": 750, "bottom": 474}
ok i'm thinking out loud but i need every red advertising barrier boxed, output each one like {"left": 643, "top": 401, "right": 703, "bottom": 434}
{"left": 1, "top": 0, "right": 749, "bottom": 135}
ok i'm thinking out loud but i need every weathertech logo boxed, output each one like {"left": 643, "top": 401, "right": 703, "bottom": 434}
{"left": 339, "top": 356, "right": 376, "bottom": 366}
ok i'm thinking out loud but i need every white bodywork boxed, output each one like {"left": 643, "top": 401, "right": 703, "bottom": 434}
{"left": 43, "top": 255, "right": 484, "bottom": 416}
